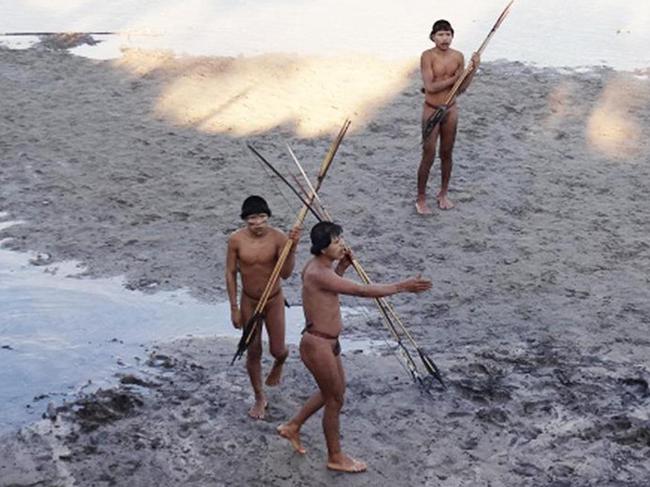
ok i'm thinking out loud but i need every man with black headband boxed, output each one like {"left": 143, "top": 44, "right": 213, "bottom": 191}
{"left": 225, "top": 195, "right": 301, "bottom": 419}
{"left": 277, "top": 221, "right": 431, "bottom": 473}
{"left": 416, "top": 19, "right": 480, "bottom": 214}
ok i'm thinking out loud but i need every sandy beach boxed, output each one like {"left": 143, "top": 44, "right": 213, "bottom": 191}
{"left": 1, "top": 40, "right": 650, "bottom": 486}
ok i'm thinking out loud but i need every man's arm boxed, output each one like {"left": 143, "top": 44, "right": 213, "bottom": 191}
{"left": 314, "top": 269, "right": 431, "bottom": 298}
{"left": 225, "top": 236, "right": 241, "bottom": 328}
{"left": 421, "top": 51, "right": 460, "bottom": 95}
{"left": 458, "top": 52, "right": 480, "bottom": 94}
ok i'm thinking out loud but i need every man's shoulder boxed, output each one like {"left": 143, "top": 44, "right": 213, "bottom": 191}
{"left": 228, "top": 228, "right": 245, "bottom": 242}
{"left": 305, "top": 262, "right": 338, "bottom": 284}
{"left": 421, "top": 47, "right": 436, "bottom": 59}
{"left": 303, "top": 258, "right": 326, "bottom": 276}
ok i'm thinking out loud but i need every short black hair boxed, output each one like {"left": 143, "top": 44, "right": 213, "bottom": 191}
{"left": 310, "top": 221, "right": 343, "bottom": 255}
{"left": 240, "top": 195, "right": 271, "bottom": 220}
{"left": 430, "top": 19, "right": 454, "bottom": 41}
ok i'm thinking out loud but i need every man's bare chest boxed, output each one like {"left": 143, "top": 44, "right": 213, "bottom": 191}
{"left": 431, "top": 56, "right": 460, "bottom": 78}
{"left": 238, "top": 241, "right": 278, "bottom": 267}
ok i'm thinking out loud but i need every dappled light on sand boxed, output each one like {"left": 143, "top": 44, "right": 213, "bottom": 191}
{"left": 586, "top": 76, "right": 647, "bottom": 160}
{"left": 113, "top": 49, "right": 415, "bottom": 137}
{"left": 113, "top": 49, "right": 176, "bottom": 76}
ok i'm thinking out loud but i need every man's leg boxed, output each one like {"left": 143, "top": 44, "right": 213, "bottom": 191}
{"left": 263, "top": 292, "right": 289, "bottom": 387}
{"left": 416, "top": 106, "right": 441, "bottom": 215}
{"left": 437, "top": 105, "right": 459, "bottom": 210}
{"left": 282, "top": 334, "right": 366, "bottom": 472}
{"left": 277, "top": 389, "right": 322, "bottom": 455}
{"left": 277, "top": 335, "right": 325, "bottom": 454}
{"left": 242, "top": 295, "right": 267, "bottom": 419}
{"left": 324, "top": 354, "right": 366, "bottom": 472}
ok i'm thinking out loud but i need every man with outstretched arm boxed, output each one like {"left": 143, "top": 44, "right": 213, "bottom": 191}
{"left": 416, "top": 19, "right": 480, "bottom": 214}
{"left": 277, "top": 221, "right": 432, "bottom": 473}
{"left": 226, "top": 195, "right": 300, "bottom": 420}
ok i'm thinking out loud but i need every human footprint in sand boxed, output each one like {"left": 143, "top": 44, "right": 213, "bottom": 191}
{"left": 278, "top": 222, "right": 431, "bottom": 473}
{"left": 416, "top": 19, "right": 480, "bottom": 214}
{"left": 226, "top": 196, "right": 301, "bottom": 420}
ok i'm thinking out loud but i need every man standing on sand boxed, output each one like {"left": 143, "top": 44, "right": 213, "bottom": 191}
{"left": 416, "top": 19, "right": 480, "bottom": 214}
{"left": 277, "top": 222, "right": 432, "bottom": 473}
{"left": 226, "top": 195, "right": 300, "bottom": 420}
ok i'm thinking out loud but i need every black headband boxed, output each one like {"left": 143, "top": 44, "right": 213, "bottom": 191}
{"left": 241, "top": 195, "right": 271, "bottom": 220}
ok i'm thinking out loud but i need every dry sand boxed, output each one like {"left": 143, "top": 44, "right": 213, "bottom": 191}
{"left": 1, "top": 44, "right": 650, "bottom": 486}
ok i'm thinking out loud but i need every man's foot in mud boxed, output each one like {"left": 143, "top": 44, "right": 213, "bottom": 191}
{"left": 277, "top": 423, "right": 306, "bottom": 454}
{"left": 248, "top": 396, "right": 268, "bottom": 420}
{"left": 436, "top": 193, "right": 455, "bottom": 210}
{"left": 415, "top": 197, "right": 433, "bottom": 215}
{"left": 327, "top": 453, "right": 367, "bottom": 473}
{"left": 265, "top": 359, "right": 285, "bottom": 387}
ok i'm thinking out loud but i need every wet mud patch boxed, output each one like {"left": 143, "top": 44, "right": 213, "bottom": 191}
{"left": 454, "top": 361, "right": 514, "bottom": 403}
{"left": 119, "top": 374, "right": 162, "bottom": 389}
{"left": 579, "top": 415, "right": 650, "bottom": 448}
{"left": 37, "top": 33, "right": 101, "bottom": 50}
{"left": 67, "top": 390, "right": 144, "bottom": 433}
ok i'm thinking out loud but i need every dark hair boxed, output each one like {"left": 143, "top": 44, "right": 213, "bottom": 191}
{"left": 241, "top": 195, "right": 271, "bottom": 220}
{"left": 430, "top": 19, "right": 454, "bottom": 41}
{"left": 310, "top": 221, "right": 343, "bottom": 255}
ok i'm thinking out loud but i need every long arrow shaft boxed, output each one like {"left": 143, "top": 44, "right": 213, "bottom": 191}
{"left": 248, "top": 145, "right": 322, "bottom": 221}
{"left": 445, "top": 0, "right": 514, "bottom": 105}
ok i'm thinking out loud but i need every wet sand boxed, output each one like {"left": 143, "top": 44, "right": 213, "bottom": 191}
{"left": 2, "top": 338, "right": 649, "bottom": 486}
{"left": 1, "top": 45, "right": 649, "bottom": 485}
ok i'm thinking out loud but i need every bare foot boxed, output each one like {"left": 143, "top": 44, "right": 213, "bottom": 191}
{"left": 265, "top": 359, "right": 285, "bottom": 387}
{"left": 415, "top": 197, "right": 433, "bottom": 215}
{"left": 248, "top": 397, "right": 268, "bottom": 420}
{"left": 277, "top": 423, "right": 306, "bottom": 454}
{"left": 327, "top": 453, "right": 367, "bottom": 473}
{"left": 436, "top": 193, "right": 455, "bottom": 210}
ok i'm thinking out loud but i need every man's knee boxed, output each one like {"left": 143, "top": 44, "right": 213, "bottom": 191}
{"left": 439, "top": 150, "right": 453, "bottom": 163}
{"left": 270, "top": 345, "right": 288, "bottom": 362}
{"left": 324, "top": 393, "right": 345, "bottom": 411}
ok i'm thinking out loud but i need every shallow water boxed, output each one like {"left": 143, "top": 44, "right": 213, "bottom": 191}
{"left": 0, "top": 0, "right": 649, "bottom": 70}
{"left": 0, "top": 245, "right": 220, "bottom": 431}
